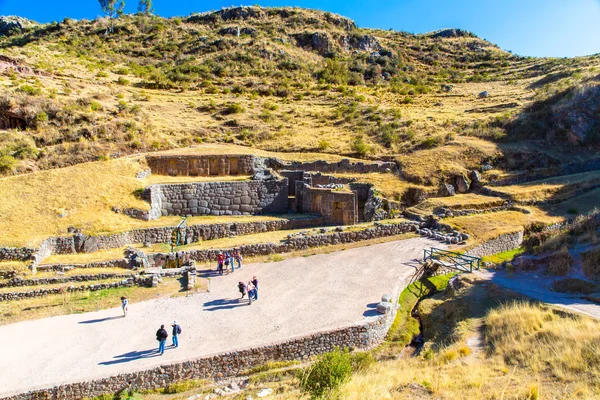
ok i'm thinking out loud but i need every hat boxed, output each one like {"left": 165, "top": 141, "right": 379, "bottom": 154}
{"left": 172, "top": 320, "right": 177, "bottom": 325}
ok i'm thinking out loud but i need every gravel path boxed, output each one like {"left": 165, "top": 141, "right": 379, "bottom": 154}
{"left": 475, "top": 269, "right": 600, "bottom": 319}
{"left": 0, "top": 237, "right": 440, "bottom": 397}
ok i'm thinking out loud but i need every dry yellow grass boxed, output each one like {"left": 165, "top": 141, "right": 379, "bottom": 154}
{"left": 407, "top": 193, "right": 504, "bottom": 216}
{"left": 0, "top": 153, "right": 294, "bottom": 247}
{"left": 0, "top": 277, "right": 188, "bottom": 325}
{"left": 445, "top": 207, "right": 563, "bottom": 244}
{"left": 490, "top": 170, "right": 600, "bottom": 203}
{"left": 330, "top": 172, "right": 429, "bottom": 200}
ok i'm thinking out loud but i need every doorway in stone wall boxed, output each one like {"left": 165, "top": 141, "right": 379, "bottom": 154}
{"left": 209, "top": 158, "right": 219, "bottom": 176}
{"left": 332, "top": 201, "right": 344, "bottom": 225}
{"left": 311, "top": 194, "right": 322, "bottom": 214}
{"left": 168, "top": 159, "right": 177, "bottom": 176}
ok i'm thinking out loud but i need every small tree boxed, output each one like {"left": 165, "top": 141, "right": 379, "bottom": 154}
{"left": 138, "top": 0, "right": 153, "bottom": 15}
{"left": 98, "top": 0, "right": 125, "bottom": 33}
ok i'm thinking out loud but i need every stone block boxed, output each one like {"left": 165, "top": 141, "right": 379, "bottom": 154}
{"left": 219, "top": 198, "right": 231, "bottom": 206}
{"left": 240, "top": 196, "right": 251, "bottom": 204}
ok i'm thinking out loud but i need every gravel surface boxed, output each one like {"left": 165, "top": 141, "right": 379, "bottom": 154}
{"left": 0, "top": 237, "right": 440, "bottom": 397}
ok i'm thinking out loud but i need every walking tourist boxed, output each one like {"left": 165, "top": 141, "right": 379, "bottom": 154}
{"left": 156, "top": 324, "right": 168, "bottom": 355}
{"left": 226, "top": 251, "right": 235, "bottom": 273}
{"left": 217, "top": 252, "right": 224, "bottom": 275}
{"left": 251, "top": 276, "right": 258, "bottom": 300}
{"left": 234, "top": 250, "right": 243, "bottom": 269}
{"left": 121, "top": 296, "right": 128, "bottom": 317}
{"left": 238, "top": 281, "right": 247, "bottom": 299}
{"left": 247, "top": 280, "right": 257, "bottom": 304}
{"left": 171, "top": 320, "right": 181, "bottom": 348}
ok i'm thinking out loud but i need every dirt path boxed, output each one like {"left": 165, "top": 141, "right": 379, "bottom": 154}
{"left": 0, "top": 237, "right": 440, "bottom": 397}
{"left": 475, "top": 269, "right": 600, "bottom": 320}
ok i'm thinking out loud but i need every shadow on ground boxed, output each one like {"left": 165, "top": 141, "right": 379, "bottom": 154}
{"left": 203, "top": 297, "right": 249, "bottom": 311}
{"left": 98, "top": 348, "right": 161, "bottom": 365}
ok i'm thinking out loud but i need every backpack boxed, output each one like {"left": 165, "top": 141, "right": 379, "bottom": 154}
{"left": 177, "top": 325, "right": 182, "bottom": 334}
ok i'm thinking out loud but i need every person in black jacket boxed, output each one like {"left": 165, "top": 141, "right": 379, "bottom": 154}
{"left": 156, "top": 324, "right": 168, "bottom": 355}
{"left": 171, "top": 320, "right": 181, "bottom": 348}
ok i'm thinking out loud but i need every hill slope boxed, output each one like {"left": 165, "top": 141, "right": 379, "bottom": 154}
{"left": 0, "top": 6, "right": 598, "bottom": 185}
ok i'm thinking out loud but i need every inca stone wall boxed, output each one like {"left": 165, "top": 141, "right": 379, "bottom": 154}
{"left": 4, "top": 293, "right": 399, "bottom": 400}
{"left": 282, "top": 158, "right": 397, "bottom": 174}
{"left": 150, "top": 222, "right": 415, "bottom": 265}
{"left": 301, "top": 186, "right": 357, "bottom": 225}
{"left": 466, "top": 231, "right": 524, "bottom": 258}
{"left": 146, "top": 155, "right": 254, "bottom": 177}
{"left": 144, "top": 179, "right": 289, "bottom": 218}
{"left": 0, "top": 247, "right": 35, "bottom": 262}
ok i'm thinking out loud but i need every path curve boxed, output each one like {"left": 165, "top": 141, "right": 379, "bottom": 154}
{"left": 0, "top": 237, "right": 440, "bottom": 397}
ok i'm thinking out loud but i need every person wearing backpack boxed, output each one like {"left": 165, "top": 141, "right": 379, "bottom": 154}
{"left": 238, "top": 281, "right": 247, "bottom": 299}
{"left": 156, "top": 324, "right": 168, "bottom": 355}
{"left": 171, "top": 320, "right": 181, "bottom": 348}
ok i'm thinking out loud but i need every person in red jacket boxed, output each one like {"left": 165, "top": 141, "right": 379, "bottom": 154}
{"left": 217, "top": 252, "right": 225, "bottom": 275}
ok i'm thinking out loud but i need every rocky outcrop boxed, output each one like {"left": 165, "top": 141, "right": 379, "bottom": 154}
{"left": 338, "top": 34, "right": 382, "bottom": 52}
{"left": 0, "top": 16, "right": 38, "bottom": 36}
{"left": 428, "top": 28, "right": 476, "bottom": 38}
{"left": 455, "top": 174, "right": 471, "bottom": 193}
{"left": 292, "top": 32, "right": 333, "bottom": 56}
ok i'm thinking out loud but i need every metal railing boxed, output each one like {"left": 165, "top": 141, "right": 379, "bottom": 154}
{"left": 423, "top": 247, "right": 481, "bottom": 272}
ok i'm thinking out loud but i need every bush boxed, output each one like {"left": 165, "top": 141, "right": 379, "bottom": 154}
{"left": 300, "top": 348, "right": 353, "bottom": 398}
{"left": 582, "top": 246, "right": 600, "bottom": 279}
{"left": 18, "top": 85, "right": 41, "bottom": 96}
{"left": 351, "top": 136, "right": 370, "bottom": 157}
{"left": 223, "top": 103, "right": 244, "bottom": 115}
{"left": 552, "top": 278, "right": 598, "bottom": 294}
{"left": 318, "top": 140, "right": 331, "bottom": 150}
{"left": 0, "top": 154, "right": 16, "bottom": 174}
{"left": 547, "top": 246, "right": 573, "bottom": 276}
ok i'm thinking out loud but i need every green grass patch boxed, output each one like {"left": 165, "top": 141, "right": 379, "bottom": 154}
{"left": 481, "top": 247, "right": 525, "bottom": 265}
{"left": 381, "top": 274, "right": 455, "bottom": 355}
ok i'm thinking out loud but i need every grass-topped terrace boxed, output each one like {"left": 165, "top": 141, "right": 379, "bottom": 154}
{"left": 444, "top": 206, "right": 563, "bottom": 245}
{"left": 489, "top": 170, "right": 600, "bottom": 203}
{"left": 405, "top": 193, "right": 505, "bottom": 217}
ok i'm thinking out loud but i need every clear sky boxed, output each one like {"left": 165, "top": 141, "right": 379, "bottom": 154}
{"left": 1, "top": 0, "right": 599, "bottom": 57}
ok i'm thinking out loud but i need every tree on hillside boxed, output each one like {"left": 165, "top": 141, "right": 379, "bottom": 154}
{"left": 138, "top": 0, "right": 153, "bottom": 15}
{"left": 98, "top": 0, "right": 126, "bottom": 34}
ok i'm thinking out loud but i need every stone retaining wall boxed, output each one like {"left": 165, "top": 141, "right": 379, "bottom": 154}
{"left": 146, "top": 154, "right": 255, "bottom": 177}
{"left": 0, "top": 276, "right": 153, "bottom": 302}
{"left": 37, "top": 259, "right": 129, "bottom": 271}
{"left": 0, "top": 273, "right": 139, "bottom": 288}
{"left": 150, "top": 222, "right": 415, "bottom": 265}
{"left": 143, "top": 179, "right": 289, "bottom": 219}
{"left": 0, "top": 247, "right": 35, "bottom": 262}
{"left": 4, "top": 291, "right": 399, "bottom": 400}
{"left": 466, "top": 231, "right": 524, "bottom": 258}
{"left": 281, "top": 158, "right": 397, "bottom": 174}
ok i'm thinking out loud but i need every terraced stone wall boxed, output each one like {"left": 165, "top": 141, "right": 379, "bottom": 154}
{"left": 146, "top": 155, "right": 254, "bottom": 177}
{"left": 144, "top": 179, "right": 289, "bottom": 219}
{"left": 281, "top": 158, "right": 397, "bottom": 174}
{"left": 5, "top": 293, "right": 399, "bottom": 400}
{"left": 466, "top": 231, "right": 524, "bottom": 257}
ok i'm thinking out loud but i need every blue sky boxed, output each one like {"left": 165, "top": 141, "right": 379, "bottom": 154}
{"left": 1, "top": 0, "right": 599, "bottom": 57}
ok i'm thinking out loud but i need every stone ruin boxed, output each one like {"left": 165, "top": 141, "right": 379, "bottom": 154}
{"left": 134, "top": 154, "right": 402, "bottom": 226}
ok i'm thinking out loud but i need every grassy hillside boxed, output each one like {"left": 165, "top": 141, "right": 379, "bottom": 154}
{"left": 0, "top": 6, "right": 598, "bottom": 185}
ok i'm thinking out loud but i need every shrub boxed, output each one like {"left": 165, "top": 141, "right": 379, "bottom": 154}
{"left": 18, "top": 85, "right": 41, "bottom": 96}
{"left": 458, "top": 345, "right": 471, "bottom": 357}
{"left": 35, "top": 111, "right": 48, "bottom": 123}
{"left": 318, "top": 140, "right": 331, "bottom": 150}
{"left": 552, "top": 278, "right": 598, "bottom": 294}
{"left": 90, "top": 101, "right": 103, "bottom": 111}
{"left": 582, "top": 246, "right": 600, "bottom": 279}
{"left": 351, "top": 136, "right": 370, "bottom": 157}
{"left": 223, "top": 103, "right": 244, "bottom": 115}
{"left": 547, "top": 246, "right": 573, "bottom": 276}
{"left": 0, "top": 154, "right": 16, "bottom": 174}
{"left": 300, "top": 348, "right": 353, "bottom": 398}
{"left": 438, "top": 348, "right": 458, "bottom": 364}
{"left": 116, "top": 77, "right": 130, "bottom": 86}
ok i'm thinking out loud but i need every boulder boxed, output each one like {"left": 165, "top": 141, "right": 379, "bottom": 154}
{"left": 438, "top": 183, "right": 456, "bottom": 197}
{"left": 381, "top": 293, "right": 392, "bottom": 303}
{"left": 479, "top": 91, "right": 490, "bottom": 99}
{"left": 469, "top": 170, "right": 482, "bottom": 188}
{"left": 0, "top": 16, "right": 38, "bottom": 36}
{"left": 376, "top": 301, "right": 393, "bottom": 314}
{"left": 455, "top": 174, "right": 470, "bottom": 193}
